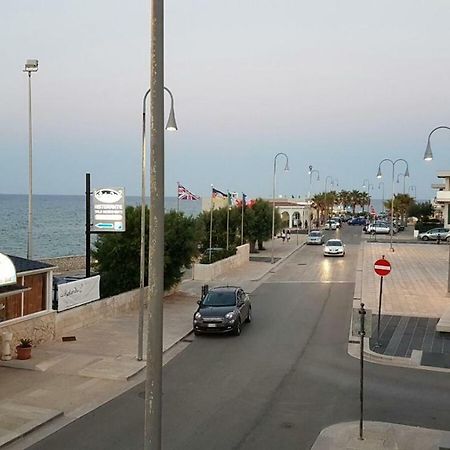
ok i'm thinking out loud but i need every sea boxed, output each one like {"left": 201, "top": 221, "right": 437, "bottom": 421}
{"left": 0, "top": 195, "right": 422, "bottom": 259}
{"left": 0, "top": 194, "right": 202, "bottom": 259}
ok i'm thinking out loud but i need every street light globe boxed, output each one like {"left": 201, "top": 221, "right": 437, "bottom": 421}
{"left": 376, "top": 167, "right": 382, "bottom": 179}
{"left": 423, "top": 140, "right": 433, "bottom": 161}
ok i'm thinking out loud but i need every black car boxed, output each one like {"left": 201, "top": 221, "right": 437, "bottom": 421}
{"left": 193, "top": 286, "right": 251, "bottom": 336}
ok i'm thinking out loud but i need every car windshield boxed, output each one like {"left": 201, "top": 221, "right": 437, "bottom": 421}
{"left": 310, "top": 232, "right": 321, "bottom": 237}
{"left": 202, "top": 290, "right": 236, "bottom": 307}
{"left": 326, "top": 240, "right": 342, "bottom": 246}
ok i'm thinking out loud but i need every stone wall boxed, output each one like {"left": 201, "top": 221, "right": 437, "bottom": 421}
{"left": 192, "top": 244, "right": 250, "bottom": 281}
{"left": 41, "top": 255, "right": 86, "bottom": 273}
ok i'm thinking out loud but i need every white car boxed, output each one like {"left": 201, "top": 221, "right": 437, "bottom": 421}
{"left": 366, "top": 222, "right": 391, "bottom": 234}
{"left": 323, "top": 239, "right": 345, "bottom": 257}
{"left": 307, "top": 230, "right": 324, "bottom": 245}
{"left": 324, "top": 220, "right": 338, "bottom": 230}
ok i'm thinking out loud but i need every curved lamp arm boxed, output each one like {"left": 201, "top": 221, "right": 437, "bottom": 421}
{"left": 143, "top": 86, "right": 178, "bottom": 131}
{"left": 424, "top": 126, "right": 450, "bottom": 161}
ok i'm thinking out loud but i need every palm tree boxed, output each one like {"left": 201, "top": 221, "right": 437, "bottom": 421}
{"left": 312, "top": 193, "right": 326, "bottom": 226}
{"left": 349, "top": 190, "right": 362, "bottom": 215}
{"left": 359, "top": 192, "right": 370, "bottom": 213}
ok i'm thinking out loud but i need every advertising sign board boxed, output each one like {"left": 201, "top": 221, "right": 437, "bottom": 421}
{"left": 56, "top": 275, "right": 100, "bottom": 311}
{"left": 92, "top": 187, "right": 125, "bottom": 232}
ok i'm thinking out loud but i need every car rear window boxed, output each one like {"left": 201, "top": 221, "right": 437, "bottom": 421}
{"left": 326, "top": 240, "right": 342, "bottom": 246}
{"left": 310, "top": 232, "right": 321, "bottom": 237}
{"left": 202, "top": 291, "right": 236, "bottom": 307}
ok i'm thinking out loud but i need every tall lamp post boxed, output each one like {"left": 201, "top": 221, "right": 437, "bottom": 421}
{"left": 145, "top": 0, "right": 164, "bottom": 447}
{"left": 23, "top": 59, "right": 38, "bottom": 259}
{"left": 271, "top": 153, "right": 289, "bottom": 264}
{"left": 324, "top": 176, "right": 334, "bottom": 223}
{"left": 308, "top": 166, "right": 319, "bottom": 233}
{"left": 138, "top": 87, "right": 177, "bottom": 362}
{"left": 378, "top": 181, "right": 385, "bottom": 212}
{"left": 376, "top": 159, "right": 409, "bottom": 251}
{"left": 362, "top": 179, "right": 374, "bottom": 211}
{"left": 424, "top": 126, "right": 450, "bottom": 292}
{"left": 396, "top": 173, "right": 408, "bottom": 194}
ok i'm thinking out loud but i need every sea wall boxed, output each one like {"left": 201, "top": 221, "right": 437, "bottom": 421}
{"left": 41, "top": 255, "right": 86, "bottom": 273}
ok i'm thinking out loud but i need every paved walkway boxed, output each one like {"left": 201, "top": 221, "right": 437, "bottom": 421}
{"left": 311, "top": 421, "right": 450, "bottom": 450}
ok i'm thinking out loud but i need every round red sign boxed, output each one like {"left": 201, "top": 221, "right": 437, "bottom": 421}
{"left": 374, "top": 258, "right": 391, "bottom": 276}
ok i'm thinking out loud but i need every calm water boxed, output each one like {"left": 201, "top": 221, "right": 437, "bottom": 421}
{"left": 0, "top": 194, "right": 202, "bottom": 259}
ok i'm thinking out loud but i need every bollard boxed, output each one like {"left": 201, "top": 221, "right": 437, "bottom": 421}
{"left": 1, "top": 332, "right": 13, "bottom": 361}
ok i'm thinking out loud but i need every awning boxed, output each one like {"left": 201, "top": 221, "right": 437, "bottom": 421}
{"left": 0, "top": 284, "right": 31, "bottom": 299}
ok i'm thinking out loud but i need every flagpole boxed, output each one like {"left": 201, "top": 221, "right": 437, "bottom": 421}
{"left": 241, "top": 194, "right": 244, "bottom": 245}
{"left": 176, "top": 182, "right": 179, "bottom": 212}
{"left": 226, "top": 193, "right": 230, "bottom": 251}
{"left": 209, "top": 184, "right": 214, "bottom": 262}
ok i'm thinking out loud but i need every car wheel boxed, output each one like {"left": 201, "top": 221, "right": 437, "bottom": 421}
{"left": 246, "top": 308, "right": 252, "bottom": 323}
{"left": 194, "top": 330, "right": 201, "bottom": 336}
{"left": 422, "top": 236, "right": 429, "bottom": 241}
{"left": 233, "top": 319, "right": 242, "bottom": 336}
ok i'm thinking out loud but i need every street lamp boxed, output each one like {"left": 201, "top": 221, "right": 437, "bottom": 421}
{"left": 23, "top": 59, "right": 38, "bottom": 259}
{"left": 423, "top": 126, "right": 450, "bottom": 293}
{"left": 378, "top": 181, "right": 385, "bottom": 212}
{"left": 271, "top": 152, "right": 289, "bottom": 264}
{"left": 396, "top": 173, "right": 408, "bottom": 194}
{"left": 138, "top": 86, "right": 177, "bottom": 362}
{"left": 362, "top": 179, "right": 374, "bottom": 210}
{"left": 144, "top": 1, "right": 165, "bottom": 446}
{"left": 376, "top": 159, "right": 409, "bottom": 251}
{"left": 308, "top": 166, "right": 319, "bottom": 233}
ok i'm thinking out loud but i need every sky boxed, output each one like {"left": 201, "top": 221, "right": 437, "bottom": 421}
{"left": 2, "top": 0, "right": 450, "bottom": 200}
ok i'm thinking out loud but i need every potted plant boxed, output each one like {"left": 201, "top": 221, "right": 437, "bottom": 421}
{"left": 16, "top": 338, "right": 32, "bottom": 360}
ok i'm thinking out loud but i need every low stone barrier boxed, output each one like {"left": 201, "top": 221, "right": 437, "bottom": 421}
{"left": 41, "top": 255, "right": 86, "bottom": 273}
{"left": 192, "top": 244, "right": 250, "bottom": 281}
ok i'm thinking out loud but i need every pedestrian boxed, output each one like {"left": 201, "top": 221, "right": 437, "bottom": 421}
{"left": 281, "top": 229, "right": 286, "bottom": 242}
{"left": 298, "top": 220, "right": 302, "bottom": 229}
{"left": 286, "top": 229, "right": 291, "bottom": 242}
{"left": 305, "top": 219, "right": 308, "bottom": 229}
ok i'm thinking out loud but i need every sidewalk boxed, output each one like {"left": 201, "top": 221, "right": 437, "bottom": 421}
{"left": 0, "top": 237, "right": 304, "bottom": 448}
{"left": 351, "top": 240, "right": 450, "bottom": 370}
{"left": 311, "top": 421, "right": 450, "bottom": 450}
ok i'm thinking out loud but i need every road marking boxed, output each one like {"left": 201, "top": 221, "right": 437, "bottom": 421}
{"left": 265, "top": 281, "right": 354, "bottom": 284}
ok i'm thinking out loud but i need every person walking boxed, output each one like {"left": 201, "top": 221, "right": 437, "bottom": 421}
{"left": 286, "top": 229, "right": 291, "bottom": 242}
{"left": 281, "top": 229, "right": 286, "bottom": 242}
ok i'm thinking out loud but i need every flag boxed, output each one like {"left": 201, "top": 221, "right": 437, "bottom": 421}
{"left": 212, "top": 187, "right": 227, "bottom": 198}
{"left": 177, "top": 183, "right": 200, "bottom": 200}
{"left": 242, "top": 192, "right": 247, "bottom": 208}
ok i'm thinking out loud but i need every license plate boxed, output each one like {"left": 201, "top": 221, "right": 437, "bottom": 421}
{"left": 207, "top": 323, "right": 218, "bottom": 328}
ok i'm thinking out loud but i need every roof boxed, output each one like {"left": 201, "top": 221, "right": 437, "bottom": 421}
{"left": 7, "top": 255, "right": 55, "bottom": 274}
{"left": 436, "top": 171, "right": 450, "bottom": 179}
{"left": 209, "top": 286, "right": 241, "bottom": 293}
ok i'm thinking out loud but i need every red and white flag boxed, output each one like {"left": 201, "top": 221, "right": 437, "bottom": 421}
{"left": 177, "top": 183, "right": 200, "bottom": 200}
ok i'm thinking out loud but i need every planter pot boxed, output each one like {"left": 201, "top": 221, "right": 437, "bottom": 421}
{"left": 16, "top": 346, "right": 32, "bottom": 360}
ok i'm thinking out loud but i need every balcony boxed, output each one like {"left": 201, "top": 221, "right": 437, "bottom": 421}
{"left": 435, "top": 190, "right": 450, "bottom": 203}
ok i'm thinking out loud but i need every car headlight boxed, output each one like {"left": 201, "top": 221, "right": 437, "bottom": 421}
{"left": 225, "top": 312, "right": 236, "bottom": 320}
{"left": 194, "top": 312, "right": 202, "bottom": 320}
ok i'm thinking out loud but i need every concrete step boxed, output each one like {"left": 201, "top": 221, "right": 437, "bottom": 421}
{"left": 436, "top": 306, "right": 450, "bottom": 332}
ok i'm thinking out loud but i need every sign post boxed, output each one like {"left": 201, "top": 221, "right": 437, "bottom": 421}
{"left": 359, "top": 302, "right": 366, "bottom": 441}
{"left": 373, "top": 256, "right": 392, "bottom": 347}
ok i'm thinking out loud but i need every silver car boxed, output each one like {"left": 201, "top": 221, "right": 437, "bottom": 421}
{"left": 307, "top": 230, "right": 324, "bottom": 245}
{"left": 418, "top": 228, "right": 450, "bottom": 241}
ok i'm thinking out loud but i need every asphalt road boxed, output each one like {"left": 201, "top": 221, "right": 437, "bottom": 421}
{"left": 28, "top": 225, "right": 450, "bottom": 449}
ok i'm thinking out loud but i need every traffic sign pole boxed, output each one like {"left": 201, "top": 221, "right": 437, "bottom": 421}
{"left": 376, "top": 276, "right": 383, "bottom": 347}
{"left": 373, "top": 256, "right": 391, "bottom": 347}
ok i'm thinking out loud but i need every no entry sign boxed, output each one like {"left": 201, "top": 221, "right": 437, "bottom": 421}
{"left": 374, "top": 258, "right": 391, "bottom": 276}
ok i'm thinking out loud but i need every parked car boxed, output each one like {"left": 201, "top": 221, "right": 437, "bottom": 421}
{"left": 323, "top": 239, "right": 345, "bottom": 257}
{"left": 193, "top": 286, "right": 251, "bottom": 336}
{"left": 307, "top": 230, "right": 324, "bottom": 245}
{"left": 348, "top": 217, "right": 367, "bottom": 226}
{"left": 366, "top": 222, "right": 391, "bottom": 234}
{"left": 418, "top": 228, "right": 450, "bottom": 241}
{"left": 324, "top": 220, "right": 339, "bottom": 230}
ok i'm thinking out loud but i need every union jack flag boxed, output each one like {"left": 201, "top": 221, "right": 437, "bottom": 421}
{"left": 177, "top": 183, "right": 200, "bottom": 200}
{"left": 212, "top": 187, "right": 227, "bottom": 198}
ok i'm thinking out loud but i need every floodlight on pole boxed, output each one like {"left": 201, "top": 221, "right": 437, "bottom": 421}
{"left": 23, "top": 59, "right": 38, "bottom": 260}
